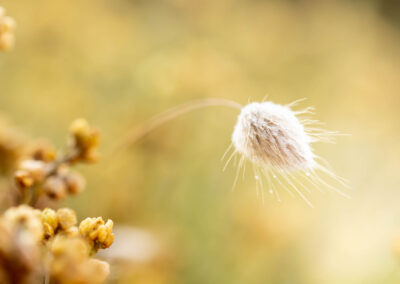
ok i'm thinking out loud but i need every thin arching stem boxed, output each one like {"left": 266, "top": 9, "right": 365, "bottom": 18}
{"left": 114, "top": 98, "right": 242, "bottom": 153}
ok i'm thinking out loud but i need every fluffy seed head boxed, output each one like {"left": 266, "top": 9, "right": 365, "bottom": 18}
{"left": 232, "top": 102, "right": 315, "bottom": 171}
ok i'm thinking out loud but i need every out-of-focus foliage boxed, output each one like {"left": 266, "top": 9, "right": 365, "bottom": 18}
{"left": 1, "top": 0, "right": 400, "bottom": 283}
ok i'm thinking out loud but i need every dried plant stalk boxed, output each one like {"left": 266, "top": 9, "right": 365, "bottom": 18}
{"left": 120, "top": 97, "right": 350, "bottom": 207}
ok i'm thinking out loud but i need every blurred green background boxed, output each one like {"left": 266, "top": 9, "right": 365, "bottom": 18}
{"left": 1, "top": 0, "right": 400, "bottom": 283}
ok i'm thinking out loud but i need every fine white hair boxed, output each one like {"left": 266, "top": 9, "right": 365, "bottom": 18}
{"left": 232, "top": 102, "right": 316, "bottom": 171}
{"left": 225, "top": 100, "right": 349, "bottom": 206}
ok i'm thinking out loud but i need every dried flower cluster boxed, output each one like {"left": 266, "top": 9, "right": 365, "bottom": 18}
{"left": 79, "top": 217, "right": 114, "bottom": 254}
{"left": 0, "top": 119, "right": 114, "bottom": 284}
{"left": 14, "top": 119, "right": 98, "bottom": 206}
{"left": 0, "top": 205, "right": 112, "bottom": 283}
{"left": 0, "top": 7, "right": 114, "bottom": 282}
{"left": 0, "top": 6, "right": 15, "bottom": 51}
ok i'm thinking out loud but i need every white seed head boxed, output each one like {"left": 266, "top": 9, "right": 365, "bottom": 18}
{"left": 232, "top": 102, "right": 315, "bottom": 171}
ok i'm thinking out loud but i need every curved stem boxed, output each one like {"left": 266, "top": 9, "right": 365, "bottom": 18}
{"left": 114, "top": 98, "right": 242, "bottom": 152}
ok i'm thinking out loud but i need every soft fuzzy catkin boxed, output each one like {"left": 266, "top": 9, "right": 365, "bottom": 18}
{"left": 232, "top": 102, "right": 315, "bottom": 171}
{"left": 226, "top": 99, "right": 349, "bottom": 206}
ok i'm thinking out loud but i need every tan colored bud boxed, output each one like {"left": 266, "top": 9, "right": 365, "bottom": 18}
{"left": 56, "top": 208, "right": 77, "bottom": 230}
{"left": 43, "top": 176, "right": 67, "bottom": 200}
{"left": 19, "top": 159, "right": 47, "bottom": 183}
{"left": 62, "top": 171, "right": 86, "bottom": 195}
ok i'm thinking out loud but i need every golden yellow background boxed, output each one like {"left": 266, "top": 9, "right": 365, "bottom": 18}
{"left": 1, "top": 0, "right": 400, "bottom": 283}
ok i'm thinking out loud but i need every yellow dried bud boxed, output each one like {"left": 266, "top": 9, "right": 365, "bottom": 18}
{"left": 42, "top": 208, "right": 58, "bottom": 229}
{"left": 69, "top": 119, "right": 99, "bottom": 162}
{"left": 56, "top": 208, "right": 77, "bottom": 230}
{"left": 79, "top": 217, "right": 114, "bottom": 251}
{"left": 43, "top": 176, "right": 67, "bottom": 200}
{"left": 14, "top": 169, "right": 34, "bottom": 189}
{"left": 62, "top": 171, "right": 86, "bottom": 195}
{"left": 3, "top": 205, "right": 44, "bottom": 242}
{"left": 43, "top": 222, "right": 55, "bottom": 239}
{"left": 41, "top": 208, "right": 58, "bottom": 239}
{"left": 70, "top": 118, "right": 89, "bottom": 131}
{"left": 70, "top": 119, "right": 99, "bottom": 148}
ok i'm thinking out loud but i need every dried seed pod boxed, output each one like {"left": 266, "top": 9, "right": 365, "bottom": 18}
{"left": 43, "top": 176, "right": 67, "bottom": 201}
